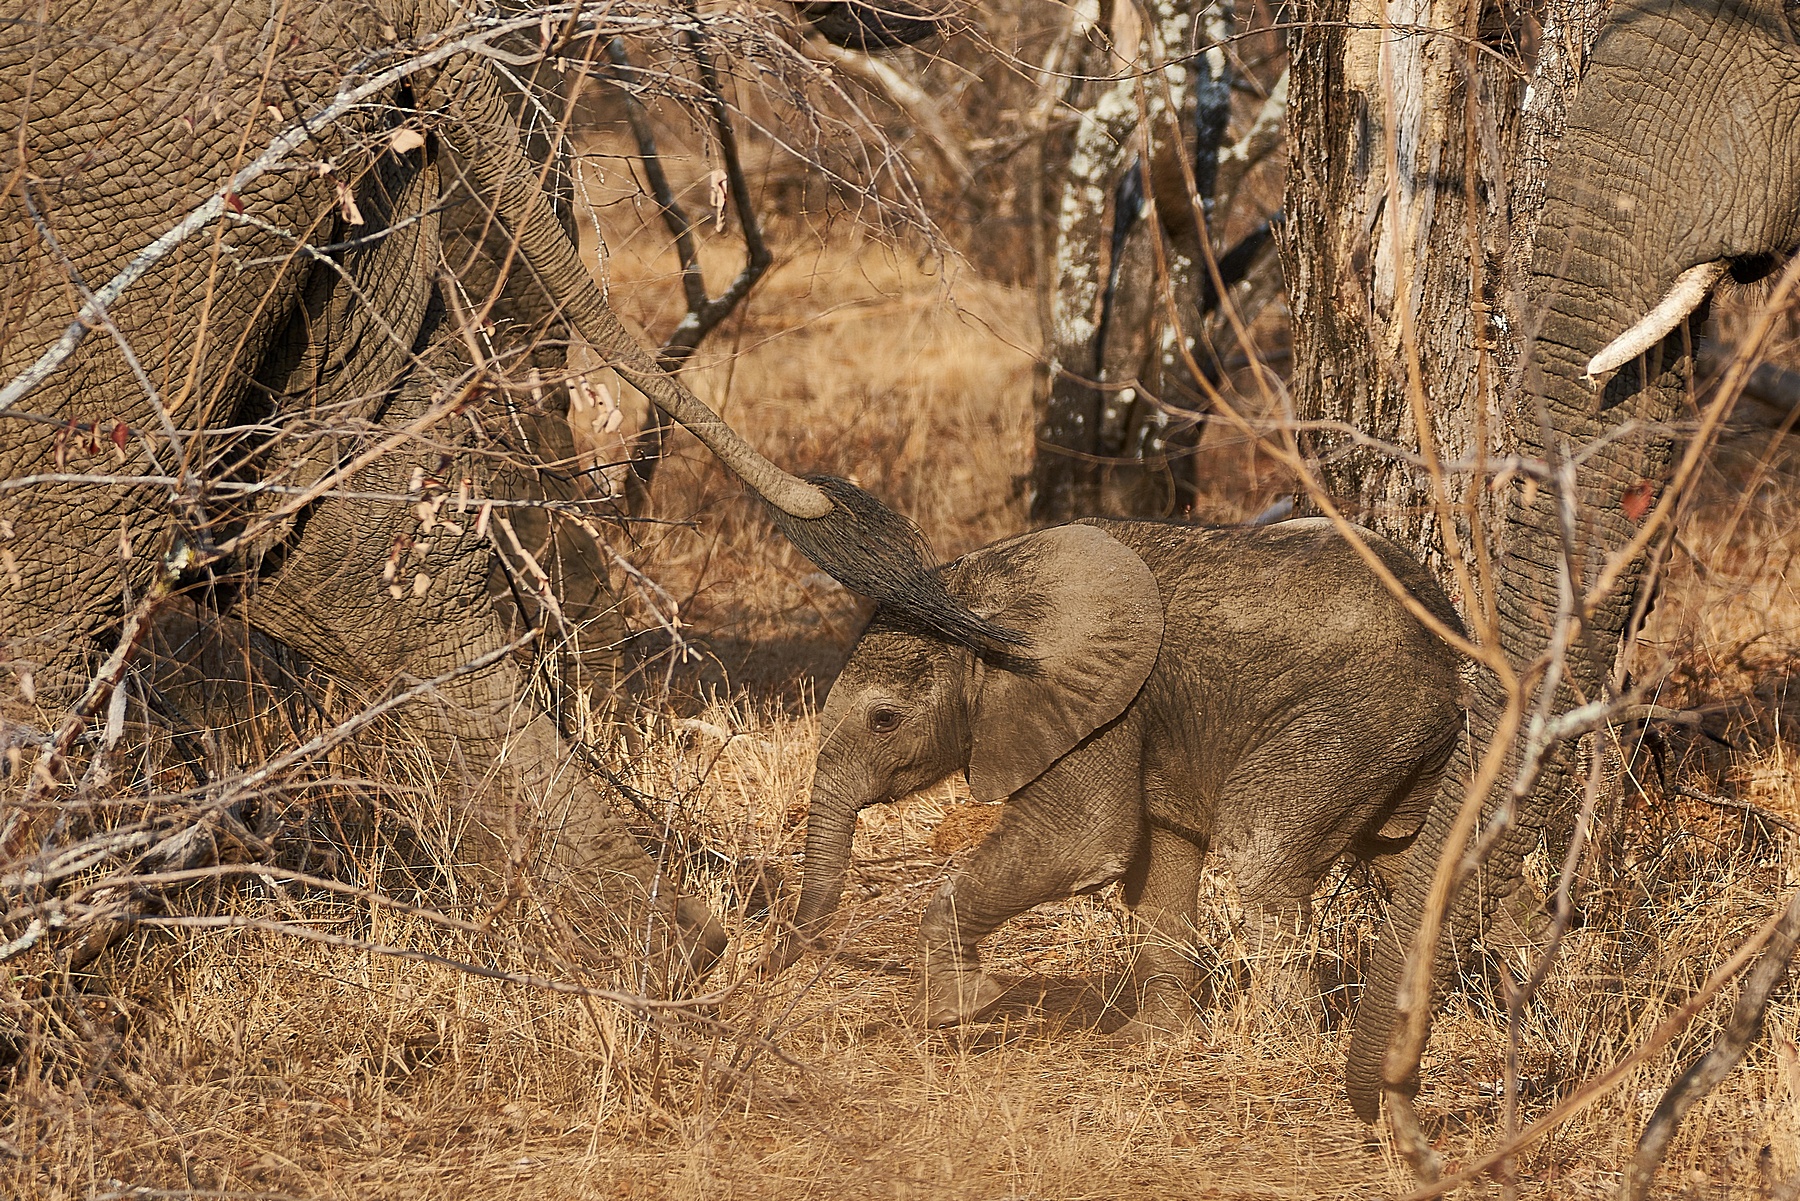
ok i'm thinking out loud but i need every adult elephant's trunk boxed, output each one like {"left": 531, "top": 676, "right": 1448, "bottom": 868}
{"left": 769, "top": 782, "right": 860, "bottom": 971}
{"left": 1345, "top": 292, "right": 1689, "bottom": 1118}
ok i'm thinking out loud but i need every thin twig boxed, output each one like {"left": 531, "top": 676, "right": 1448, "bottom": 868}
{"left": 1399, "top": 888, "right": 1800, "bottom": 1200}
{"left": 811, "top": 39, "right": 974, "bottom": 187}
{"left": 1668, "top": 783, "right": 1800, "bottom": 838}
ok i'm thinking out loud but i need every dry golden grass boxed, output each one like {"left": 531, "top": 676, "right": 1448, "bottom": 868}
{"left": 7, "top": 155, "right": 1800, "bottom": 1201}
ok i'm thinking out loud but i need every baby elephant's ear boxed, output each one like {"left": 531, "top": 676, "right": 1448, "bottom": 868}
{"left": 959, "top": 525, "right": 1163, "bottom": 802}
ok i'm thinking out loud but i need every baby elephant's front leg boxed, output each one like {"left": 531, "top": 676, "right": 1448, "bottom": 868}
{"left": 1115, "top": 826, "right": 1205, "bottom": 1041}
{"left": 917, "top": 879, "right": 1012, "bottom": 1027}
{"left": 918, "top": 780, "right": 1140, "bottom": 1027}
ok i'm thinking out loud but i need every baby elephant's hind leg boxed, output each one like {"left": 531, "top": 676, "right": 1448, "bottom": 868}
{"left": 1234, "top": 861, "right": 1319, "bottom": 1024}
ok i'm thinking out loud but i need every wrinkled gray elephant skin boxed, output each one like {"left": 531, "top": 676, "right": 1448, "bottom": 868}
{"left": 0, "top": 1, "right": 733, "bottom": 972}
{"left": 0, "top": 2, "right": 989, "bottom": 975}
{"left": 798, "top": 1, "right": 955, "bottom": 49}
{"left": 1344, "top": 0, "right": 1800, "bottom": 1119}
{"left": 774, "top": 518, "right": 1466, "bottom": 1033}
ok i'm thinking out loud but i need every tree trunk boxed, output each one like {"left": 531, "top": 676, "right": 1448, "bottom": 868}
{"left": 1032, "top": 0, "right": 1141, "bottom": 523}
{"left": 1031, "top": 0, "right": 1237, "bottom": 523}
{"left": 1285, "top": 0, "right": 1613, "bottom": 578}
{"left": 1282, "top": 0, "right": 1618, "bottom": 1131}
{"left": 1285, "top": 0, "right": 1545, "bottom": 597}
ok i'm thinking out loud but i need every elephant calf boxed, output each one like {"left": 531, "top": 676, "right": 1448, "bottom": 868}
{"left": 774, "top": 517, "right": 1465, "bottom": 1034}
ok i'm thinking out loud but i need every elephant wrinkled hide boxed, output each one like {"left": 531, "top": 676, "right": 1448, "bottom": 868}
{"left": 775, "top": 518, "right": 1466, "bottom": 1035}
{"left": 0, "top": 3, "right": 748, "bottom": 971}
{"left": 797, "top": 1, "right": 957, "bottom": 49}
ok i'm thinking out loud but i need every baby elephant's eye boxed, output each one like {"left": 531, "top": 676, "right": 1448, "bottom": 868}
{"left": 867, "top": 707, "right": 903, "bottom": 735}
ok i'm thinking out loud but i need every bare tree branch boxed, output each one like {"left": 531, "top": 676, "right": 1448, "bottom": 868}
{"left": 1622, "top": 888, "right": 1800, "bottom": 1201}
{"left": 811, "top": 39, "right": 974, "bottom": 188}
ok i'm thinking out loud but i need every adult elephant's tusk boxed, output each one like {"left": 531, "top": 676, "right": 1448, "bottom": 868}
{"left": 1585, "top": 261, "right": 1728, "bottom": 380}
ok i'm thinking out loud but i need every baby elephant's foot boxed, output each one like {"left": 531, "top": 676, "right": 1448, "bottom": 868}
{"left": 1112, "top": 979, "right": 1198, "bottom": 1044}
{"left": 1250, "top": 962, "right": 1320, "bottom": 1026}
{"left": 1112, "top": 1011, "right": 1196, "bottom": 1044}
{"left": 1110, "top": 1015, "right": 1171, "bottom": 1044}
{"left": 920, "top": 963, "right": 1009, "bottom": 1028}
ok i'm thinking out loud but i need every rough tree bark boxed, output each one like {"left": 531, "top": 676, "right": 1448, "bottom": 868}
{"left": 1033, "top": 0, "right": 1145, "bottom": 522}
{"left": 1284, "top": 0, "right": 1609, "bottom": 593}
{"left": 1031, "top": 0, "right": 1241, "bottom": 523}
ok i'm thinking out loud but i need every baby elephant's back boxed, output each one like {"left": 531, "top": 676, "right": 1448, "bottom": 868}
{"left": 1085, "top": 516, "right": 1465, "bottom": 759}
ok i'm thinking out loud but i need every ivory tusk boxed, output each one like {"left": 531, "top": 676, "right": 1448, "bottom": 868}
{"left": 1585, "top": 261, "right": 1728, "bottom": 380}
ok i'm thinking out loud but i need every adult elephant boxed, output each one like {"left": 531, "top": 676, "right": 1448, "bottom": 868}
{"left": 0, "top": 2, "right": 1005, "bottom": 973}
{"left": 1344, "top": 0, "right": 1800, "bottom": 1123}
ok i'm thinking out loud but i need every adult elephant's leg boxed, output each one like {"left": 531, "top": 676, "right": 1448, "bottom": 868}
{"left": 244, "top": 414, "right": 724, "bottom": 974}
{"left": 919, "top": 734, "right": 1142, "bottom": 1027}
{"left": 1115, "top": 827, "right": 1204, "bottom": 1041}
{"left": 0, "top": 1, "right": 338, "bottom": 779}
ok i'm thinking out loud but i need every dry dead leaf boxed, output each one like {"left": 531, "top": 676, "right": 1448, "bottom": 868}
{"left": 334, "top": 178, "right": 364, "bottom": 225}
{"left": 708, "top": 168, "right": 728, "bottom": 232}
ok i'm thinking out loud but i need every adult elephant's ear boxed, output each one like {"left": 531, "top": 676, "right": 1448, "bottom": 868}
{"left": 951, "top": 525, "right": 1163, "bottom": 802}
{"left": 797, "top": 1, "right": 955, "bottom": 49}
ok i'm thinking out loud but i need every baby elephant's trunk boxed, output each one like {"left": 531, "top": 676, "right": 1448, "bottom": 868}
{"left": 768, "top": 784, "right": 859, "bottom": 972}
